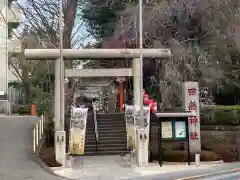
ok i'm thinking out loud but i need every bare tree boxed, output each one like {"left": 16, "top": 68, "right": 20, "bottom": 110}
{"left": 5, "top": 0, "right": 86, "bottom": 106}
{"left": 102, "top": 0, "right": 240, "bottom": 108}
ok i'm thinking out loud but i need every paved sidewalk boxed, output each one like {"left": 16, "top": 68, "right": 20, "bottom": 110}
{"left": 51, "top": 155, "right": 222, "bottom": 180}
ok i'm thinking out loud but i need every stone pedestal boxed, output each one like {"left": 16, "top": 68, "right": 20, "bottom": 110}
{"left": 55, "top": 130, "right": 66, "bottom": 166}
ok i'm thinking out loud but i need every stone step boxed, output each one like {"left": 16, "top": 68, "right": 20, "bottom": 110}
{"left": 96, "top": 112, "right": 124, "bottom": 117}
{"left": 98, "top": 129, "right": 126, "bottom": 135}
{"left": 98, "top": 135, "right": 127, "bottom": 140}
{"left": 85, "top": 135, "right": 96, "bottom": 140}
{"left": 85, "top": 138, "right": 96, "bottom": 142}
{"left": 86, "top": 124, "right": 95, "bottom": 128}
{"left": 97, "top": 122, "right": 126, "bottom": 127}
{"left": 96, "top": 118, "right": 125, "bottom": 122}
{"left": 97, "top": 143, "right": 127, "bottom": 149}
{"left": 96, "top": 115, "right": 124, "bottom": 119}
{"left": 82, "top": 150, "right": 128, "bottom": 156}
{"left": 97, "top": 126, "right": 126, "bottom": 132}
{"left": 97, "top": 122, "right": 125, "bottom": 127}
{"left": 85, "top": 128, "right": 96, "bottom": 133}
{"left": 85, "top": 145, "right": 97, "bottom": 151}
{"left": 85, "top": 142, "right": 126, "bottom": 149}
{"left": 98, "top": 139, "right": 127, "bottom": 144}
{"left": 97, "top": 146, "right": 127, "bottom": 152}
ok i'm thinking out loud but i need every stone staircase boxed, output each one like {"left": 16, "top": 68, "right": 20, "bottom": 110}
{"left": 84, "top": 113, "right": 98, "bottom": 155}
{"left": 84, "top": 112, "right": 128, "bottom": 156}
{"left": 97, "top": 113, "right": 127, "bottom": 155}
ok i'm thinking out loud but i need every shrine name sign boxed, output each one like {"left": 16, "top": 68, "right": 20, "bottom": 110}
{"left": 183, "top": 82, "right": 201, "bottom": 154}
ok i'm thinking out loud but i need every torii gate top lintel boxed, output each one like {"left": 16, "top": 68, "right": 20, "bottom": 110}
{"left": 24, "top": 48, "right": 171, "bottom": 60}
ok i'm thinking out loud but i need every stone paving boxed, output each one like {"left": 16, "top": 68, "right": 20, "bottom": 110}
{"left": 52, "top": 155, "right": 220, "bottom": 180}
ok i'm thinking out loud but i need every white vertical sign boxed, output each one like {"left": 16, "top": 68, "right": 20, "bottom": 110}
{"left": 124, "top": 105, "right": 136, "bottom": 150}
{"left": 183, "top": 82, "right": 201, "bottom": 154}
{"left": 69, "top": 107, "right": 88, "bottom": 155}
{"left": 134, "top": 106, "right": 150, "bottom": 130}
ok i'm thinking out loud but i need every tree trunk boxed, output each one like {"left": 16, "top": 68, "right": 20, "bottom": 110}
{"left": 23, "top": 81, "right": 31, "bottom": 104}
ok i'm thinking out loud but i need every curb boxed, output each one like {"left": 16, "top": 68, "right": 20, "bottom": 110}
{"left": 162, "top": 160, "right": 224, "bottom": 165}
{"left": 176, "top": 168, "right": 240, "bottom": 180}
{"left": 30, "top": 121, "right": 72, "bottom": 179}
{"left": 33, "top": 153, "right": 59, "bottom": 176}
{"left": 32, "top": 153, "right": 73, "bottom": 179}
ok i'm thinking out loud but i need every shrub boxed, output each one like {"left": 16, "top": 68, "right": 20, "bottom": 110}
{"left": 201, "top": 105, "right": 240, "bottom": 125}
{"left": 12, "top": 104, "right": 31, "bottom": 115}
{"left": 214, "top": 106, "right": 240, "bottom": 125}
{"left": 200, "top": 105, "right": 216, "bottom": 125}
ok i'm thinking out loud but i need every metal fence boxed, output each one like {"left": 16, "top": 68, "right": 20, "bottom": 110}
{"left": 33, "top": 114, "right": 46, "bottom": 155}
{"left": 8, "top": 86, "right": 24, "bottom": 104}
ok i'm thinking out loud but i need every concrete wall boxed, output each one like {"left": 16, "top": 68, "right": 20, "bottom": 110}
{"left": 150, "top": 124, "right": 240, "bottom": 162}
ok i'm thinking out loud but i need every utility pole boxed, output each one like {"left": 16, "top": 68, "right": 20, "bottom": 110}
{"left": 59, "top": 0, "right": 64, "bottom": 130}
{"left": 138, "top": 0, "right": 143, "bottom": 126}
{"left": 139, "top": 0, "right": 143, "bottom": 119}
{"left": 5, "top": 0, "right": 9, "bottom": 115}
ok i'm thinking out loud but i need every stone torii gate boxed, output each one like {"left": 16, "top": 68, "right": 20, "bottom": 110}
{"left": 24, "top": 48, "right": 171, "bottom": 165}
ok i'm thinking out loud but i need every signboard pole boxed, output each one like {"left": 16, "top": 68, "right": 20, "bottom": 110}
{"left": 186, "top": 121, "right": 191, "bottom": 166}
{"left": 149, "top": 113, "right": 153, "bottom": 162}
{"left": 158, "top": 120, "right": 163, "bottom": 167}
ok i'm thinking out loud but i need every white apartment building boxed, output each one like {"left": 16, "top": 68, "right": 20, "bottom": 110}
{"left": 0, "top": 0, "right": 21, "bottom": 113}
{"left": 0, "top": 0, "right": 21, "bottom": 95}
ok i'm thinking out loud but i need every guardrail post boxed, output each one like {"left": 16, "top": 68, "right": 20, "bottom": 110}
{"left": 41, "top": 115, "right": 44, "bottom": 134}
{"left": 40, "top": 119, "right": 42, "bottom": 139}
{"left": 33, "top": 128, "right": 36, "bottom": 152}
{"left": 36, "top": 123, "right": 39, "bottom": 147}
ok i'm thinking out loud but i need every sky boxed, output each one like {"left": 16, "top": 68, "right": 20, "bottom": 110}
{"left": 16, "top": 0, "right": 92, "bottom": 69}
{"left": 17, "top": 0, "right": 92, "bottom": 46}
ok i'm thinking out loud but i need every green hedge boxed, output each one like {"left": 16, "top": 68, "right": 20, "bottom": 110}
{"left": 12, "top": 104, "right": 31, "bottom": 115}
{"left": 201, "top": 105, "right": 240, "bottom": 125}
{"left": 12, "top": 104, "right": 43, "bottom": 116}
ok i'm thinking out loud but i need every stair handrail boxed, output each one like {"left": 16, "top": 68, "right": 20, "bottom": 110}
{"left": 92, "top": 101, "right": 99, "bottom": 144}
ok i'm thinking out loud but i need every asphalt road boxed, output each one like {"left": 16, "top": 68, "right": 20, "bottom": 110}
{"left": 131, "top": 163, "right": 240, "bottom": 180}
{"left": 200, "top": 171, "right": 240, "bottom": 180}
{"left": 0, "top": 116, "right": 67, "bottom": 180}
